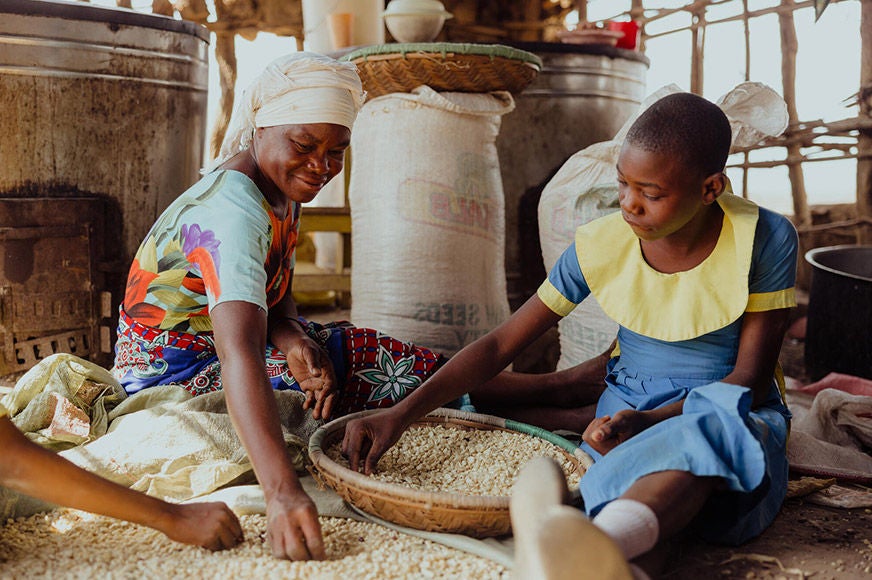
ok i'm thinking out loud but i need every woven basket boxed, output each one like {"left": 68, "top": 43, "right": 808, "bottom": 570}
{"left": 308, "top": 407, "right": 591, "bottom": 538}
{"left": 341, "top": 43, "right": 542, "bottom": 100}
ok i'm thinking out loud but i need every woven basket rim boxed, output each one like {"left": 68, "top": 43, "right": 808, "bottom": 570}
{"left": 342, "top": 43, "right": 542, "bottom": 99}
{"left": 308, "top": 408, "right": 585, "bottom": 511}
{"left": 341, "top": 42, "right": 543, "bottom": 70}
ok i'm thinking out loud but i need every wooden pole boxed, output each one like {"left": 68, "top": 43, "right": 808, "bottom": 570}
{"left": 209, "top": 33, "right": 237, "bottom": 162}
{"left": 690, "top": 9, "right": 706, "bottom": 94}
{"left": 520, "top": 0, "right": 540, "bottom": 41}
{"left": 643, "top": 0, "right": 849, "bottom": 40}
{"left": 631, "top": 0, "right": 644, "bottom": 51}
{"left": 857, "top": 0, "right": 872, "bottom": 243}
{"left": 778, "top": 0, "right": 812, "bottom": 226}
{"left": 743, "top": 0, "right": 751, "bottom": 81}
{"left": 578, "top": 0, "right": 588, "bottom": 24}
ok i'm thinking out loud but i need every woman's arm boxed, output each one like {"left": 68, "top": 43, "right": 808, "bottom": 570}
{"left": 211, "top": 300, "right": 325, "bottom": 561}
{"left": 342, "top": 295, "right": 563, "bottom": 474}
{"left": 0, "top": 416, "right": 242, "bottom": 550}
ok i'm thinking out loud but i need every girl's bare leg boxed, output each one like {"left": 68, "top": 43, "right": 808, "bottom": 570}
{"left": 620, "top": 470, "right": 718, "bottom": 540}
{"left": 591, "top": 471, "right": 719, "bottom": 579}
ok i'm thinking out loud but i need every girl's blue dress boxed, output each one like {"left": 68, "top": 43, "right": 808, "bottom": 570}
{"left": 538, "top": 192, "right": 798, "bottom": 544}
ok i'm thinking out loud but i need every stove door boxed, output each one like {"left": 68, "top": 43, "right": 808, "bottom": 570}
{"left": 0, "top": 198, "right": 107, "bottom": 375}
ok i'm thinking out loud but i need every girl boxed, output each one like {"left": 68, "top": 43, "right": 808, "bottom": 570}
{"left": 342, "top": 92, "right": 797, "bottom": 578}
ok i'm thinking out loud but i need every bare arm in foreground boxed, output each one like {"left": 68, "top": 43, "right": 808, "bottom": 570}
{"left": 0, "top": 415, "right": 242, "bottom": 551}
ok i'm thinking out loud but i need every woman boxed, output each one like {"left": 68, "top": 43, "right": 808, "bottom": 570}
{"left": 111, "top": 52, "right": 446, "bottom": 561}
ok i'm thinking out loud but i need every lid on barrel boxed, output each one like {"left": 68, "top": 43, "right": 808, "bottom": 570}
{"left": 506, "top": 40, "right": 650, "bottom": 66}
{"left": 0, "top": 0, "right": 209, "bottom": 40}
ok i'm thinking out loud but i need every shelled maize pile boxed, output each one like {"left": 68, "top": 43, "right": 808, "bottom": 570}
{"left": 0, "top": 510, "right": 508, "bottom": 579}
{"left": 327, "top": 424, "right": 581, "bottom": 495}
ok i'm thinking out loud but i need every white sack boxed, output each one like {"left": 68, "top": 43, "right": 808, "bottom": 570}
{"left": 350, "top": 86, "right": 515, "bottom": 356}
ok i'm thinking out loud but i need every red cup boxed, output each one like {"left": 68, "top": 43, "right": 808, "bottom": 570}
{"left": 607, "top": 20, "right": 640, "bottom": 50}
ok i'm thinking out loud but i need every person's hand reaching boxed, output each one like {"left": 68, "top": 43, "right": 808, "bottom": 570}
{"left": 160, "top": 501, "right": 244, "bottom": 551}
{"left": 264, "top": 488, "right": 326, "bottom": 561}
{"left": 341, "top": 408, "right": 409, "bottom": 475}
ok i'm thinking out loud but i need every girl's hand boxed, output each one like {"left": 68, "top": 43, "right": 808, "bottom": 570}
{"left": 582, "top": 410, "right": 657, "bottom": 456}
{"left": 341, "top": 408, "right": 409, "bottom": 475}
{"left": 285, "top": 336, "right": 338, "bottom": 420}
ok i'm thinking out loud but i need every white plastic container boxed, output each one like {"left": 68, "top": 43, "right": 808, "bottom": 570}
{"left": 383, "top": 0, "right": 453, "bottom": 43}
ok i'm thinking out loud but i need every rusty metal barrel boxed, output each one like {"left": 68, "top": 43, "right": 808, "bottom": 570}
{"left": 0, "top": 0, "right": 208, "bottom": 372}
{"left": 496, "top": 42, "right": 649, "bottom": 307}
{"left": 0, "top": 0, "right": 209, "bottom": 267}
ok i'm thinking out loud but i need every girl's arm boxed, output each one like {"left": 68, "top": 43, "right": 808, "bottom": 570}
{"left": 0, "top": 416, "right": 242, "bottom": 550}
{"left": 584, "top": 307, "right": 792, "bottom": 455}
{"left": 211, "top": 300, "right": 325, "bottom": 561}
{"left": 343, "top": 295, "right": 563, "bottom": 474}
{"left": 722, "top": 307, "right": 792, "bottom": 406}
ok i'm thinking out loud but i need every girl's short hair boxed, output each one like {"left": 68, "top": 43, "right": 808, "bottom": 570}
{"left": 625, "top": 92, "right": 732, "bottom": 177}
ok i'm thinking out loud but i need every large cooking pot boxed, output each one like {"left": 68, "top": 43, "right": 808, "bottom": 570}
{"left": 804, "top": 245, "right": 872, "bottom": 380}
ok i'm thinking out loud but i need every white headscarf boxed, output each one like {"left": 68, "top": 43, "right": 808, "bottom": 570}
{"left": 211, "top": 51, "right": 365, "bottom": 169}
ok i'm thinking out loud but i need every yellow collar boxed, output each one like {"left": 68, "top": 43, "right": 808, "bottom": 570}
{"left": 577, "top": 192, "right": 759, "bottom": 341}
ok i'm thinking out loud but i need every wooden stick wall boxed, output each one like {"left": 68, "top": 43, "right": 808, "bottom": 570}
{"left": 586, "top": 0, "right": 869, "bottom": 244}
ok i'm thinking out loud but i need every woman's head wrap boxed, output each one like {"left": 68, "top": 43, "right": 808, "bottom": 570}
{"left": 211, "top": 51, "right": 365, "bottom": 169}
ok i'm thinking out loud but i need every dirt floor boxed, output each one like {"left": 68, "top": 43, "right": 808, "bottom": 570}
{"left": 1, "top": 304, "right": 869, "bottom": 579}
{"left": 664, "top": 500, "right": 872, "bottom": 579}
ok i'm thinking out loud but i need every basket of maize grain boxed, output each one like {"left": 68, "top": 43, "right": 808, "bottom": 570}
{"left": 341, "top": 43, "right": 542, "bottom": 100}
{"left": 308, "top": 407, "right": 591, "bottom": 538}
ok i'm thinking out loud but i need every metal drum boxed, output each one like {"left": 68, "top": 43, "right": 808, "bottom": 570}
{"left": 0, "top": 0, "right": 208, "bottom": 372}
{"left": 497, "top": 42, "right": 648, "bottom": 306}
{"left": 0, "top": 0, "right": 209, "bottom": 268}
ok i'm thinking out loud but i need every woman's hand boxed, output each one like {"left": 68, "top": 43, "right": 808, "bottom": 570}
{"left": 284, "top": 334, "right": 338, "bottom": 421}
{"left": 268, "top": 288, "right": 339, "bottom": 420}
{"left": 264, "top": 487, "right": 326, "bottom": 561}
{"left": 160, "top": 501, "right": 244, "bottom": 551}
{"left": 582, "top": 409, "right": 657, "bottom": 456}
{"left": 341, "top": 408, "right": 409, "bottom": 475}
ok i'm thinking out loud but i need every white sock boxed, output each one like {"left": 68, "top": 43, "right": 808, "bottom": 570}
{"left": 592, "top": 499, "right": 660, "bottom": 560}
